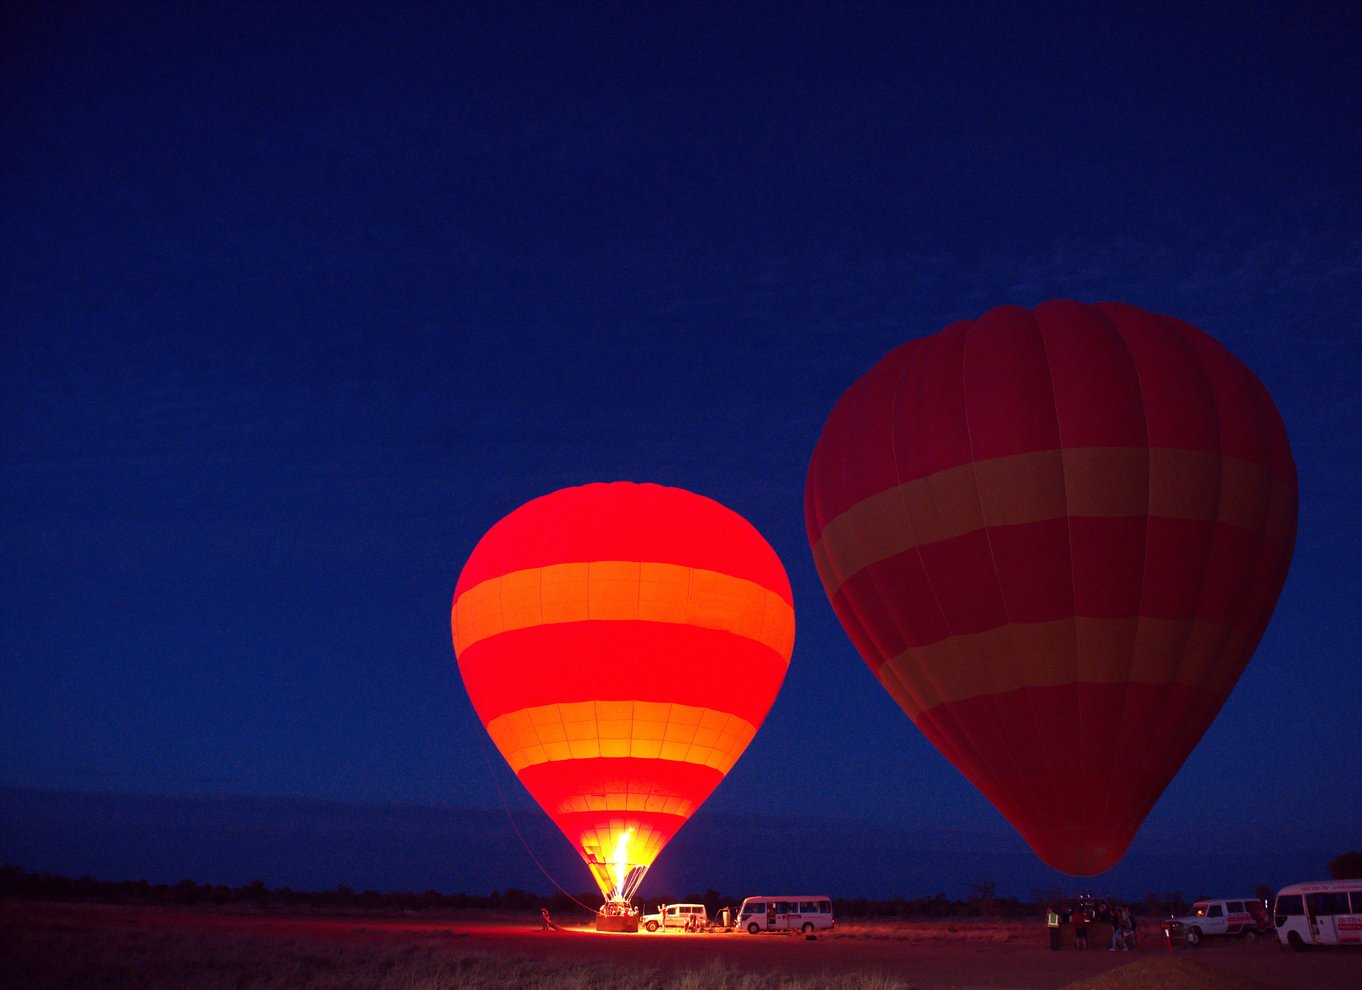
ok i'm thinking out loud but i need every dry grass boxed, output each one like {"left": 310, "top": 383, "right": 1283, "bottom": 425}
{"left": 0, "top": 922, "right": 922, "bottom": 990}
{"left": 1053, "top": 955, "right": 1281, "bottom": 990}
{"left": 4, "top": 906, "right": 1300, "bottom": 990}
{"left": 826, "top": 918, "right": 1038, "bottom": 943}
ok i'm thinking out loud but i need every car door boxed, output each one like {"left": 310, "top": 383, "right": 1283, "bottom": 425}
{"left": 1205, "top": 903, "right": 1224, "bottom": 935}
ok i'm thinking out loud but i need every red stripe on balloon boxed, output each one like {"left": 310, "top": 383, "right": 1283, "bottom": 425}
{"left": 550, "top": 809, "right": 694, "bottom": 847}
{"left": 518, "top": 757, "right": 726, "bottom": 813}
{"left": 962, "top": 306, "right": 1065, "bottom": 460}
{"left": 458, "top": 621, "right": 790, "bottom": 726}
{"left": 896, "top": 322, "right": 975, "bottom": 486}
{"left": 455, "top": 482, "right": 793, "bottom": 603}
{"left": 1038, "top": 300, "right": 1149, "bottom": 449}
{"left": 1092, "top": 303, "right": 1223, "bottom": 453}
{"left": 1158, "top": 308, "right": 1296, "bottom": 479}
{"left": 1067, "top": 516, "right": 1147, "bottom": 618}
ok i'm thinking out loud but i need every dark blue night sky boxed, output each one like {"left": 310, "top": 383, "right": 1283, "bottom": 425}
{"left": 3, "top": 1, "right": 1359, "bottom": 901}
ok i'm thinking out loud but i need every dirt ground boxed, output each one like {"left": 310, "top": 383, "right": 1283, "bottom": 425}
{"left": 4, "top": 902, "right": 1359, "bottom": 990}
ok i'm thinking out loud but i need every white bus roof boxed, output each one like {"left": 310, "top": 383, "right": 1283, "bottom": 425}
{"left": 741, "top": 895, "right": 832, "bottom": 901}
{"left": 1276, "top": 879, "right": 1361, "bottom": 893}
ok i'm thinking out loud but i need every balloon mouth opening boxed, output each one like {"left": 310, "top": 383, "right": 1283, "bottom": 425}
{"left": 1025, "top": 827, "right": 1134, "bottom": 877}
{"left": 584, "top": 829, "right": 651, "bottom": 904}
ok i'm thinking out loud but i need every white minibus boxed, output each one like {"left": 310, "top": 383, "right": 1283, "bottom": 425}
{"left": 1273, "top": 879, "right": 1362, "bottom": 949}
{"left": 735, "top": 896, "right": 834, "bottom": 934}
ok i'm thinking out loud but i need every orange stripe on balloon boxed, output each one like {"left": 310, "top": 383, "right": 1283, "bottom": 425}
{"left": 486, "top": 700, "right": 757, "bottom": 774}
{"left": 875, "top": 616, "right": 1254, "bottom": 717}
{"left": 452, "top": 560, "right": 795, "bottom": 658}
{"left": 810, "top": 446, "right": 1294, "bottom": 595}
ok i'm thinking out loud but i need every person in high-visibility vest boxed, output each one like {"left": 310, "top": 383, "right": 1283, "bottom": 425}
{"left": 1047, "top": 905, "right": 1062, "bottom": 950}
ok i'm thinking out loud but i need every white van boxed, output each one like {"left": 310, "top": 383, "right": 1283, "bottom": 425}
{"left": 641, "top": 903, "right": 708, "bottom": 932}
{"left": 736, "top": 896, "right": 834, "bottom": 934}
{"left": 1273, "top": 879, "right": 1362, "bottom": 949}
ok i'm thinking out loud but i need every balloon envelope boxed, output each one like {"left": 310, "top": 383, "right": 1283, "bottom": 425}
{"left": 453, "top": 482, "right": 793, "bottom": 900}
{"left": 805, "top": 300, "right": 1296, "bottom": 875}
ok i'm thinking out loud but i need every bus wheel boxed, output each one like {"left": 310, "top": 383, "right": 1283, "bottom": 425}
{"left": 645, "top": 921, "right": 658, "bottom": 932}
{"left": 748, "top": 922, "right": 761, "bottom": 935}
{"left": 802, "top": 922, "right": 815, "bottom": 936}
{"left": 1287, "top": 930, "right": 1308, "bottom": 952}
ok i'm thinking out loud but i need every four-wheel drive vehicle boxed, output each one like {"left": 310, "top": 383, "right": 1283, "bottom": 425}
{"left": 1164, "top": 897, "right": 1270, "bottom": 946}
{"left": 641, "top": 903, "right": 708, "bottom": 932}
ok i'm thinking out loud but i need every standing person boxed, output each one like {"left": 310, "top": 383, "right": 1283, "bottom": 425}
{"left": 1094, "top": 900, "right": 1112, "bottom": 945}
{"left": 1117, "top": 904, "right": 1135, "bottom": 949}
{"left": 1047, "top": 904, "right": 1062, "bottom": 950}
{"left": 1072, "top": 901, "right": 1089, "bottom": 949}
{"left": 1109, "top": 903, "right": 1127, "bottom": 950}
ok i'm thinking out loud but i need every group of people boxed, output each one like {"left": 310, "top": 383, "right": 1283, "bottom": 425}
{"left": 1047, "top": 899, "right": 1136, "bottom": 950}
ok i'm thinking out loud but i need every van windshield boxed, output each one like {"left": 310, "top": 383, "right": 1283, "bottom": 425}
{"left": 1276, "top": 894, "right": 1304, "bottom": 916}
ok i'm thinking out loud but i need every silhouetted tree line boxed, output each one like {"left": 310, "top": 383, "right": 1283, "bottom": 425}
{"left": 0, "top": 865, "right": 582, "bottom": 913}
{"left": 1, "top": 866, "right": 1027, "bottom": 917}
{"left": 831, "top": 891, "right": 1031, "bottom": 918}
{"left": 628, "top": 885, "right": 1036, "bottom": 919}
{"left": 1329, "top": 850, "right": 1362, "bottom": 880}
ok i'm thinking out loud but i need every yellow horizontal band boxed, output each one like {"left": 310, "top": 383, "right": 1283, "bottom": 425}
{"left": 487, "top": 699, "right": 757, "bottom": 775}
{"left": 878, "top": 617, "right": 1252, "bottom": 718}
{"left": 453, "top": 560, "right": 795, "bottom": 658}
{"left": 811, "top": 447, "right": 1294, "bottom": 597}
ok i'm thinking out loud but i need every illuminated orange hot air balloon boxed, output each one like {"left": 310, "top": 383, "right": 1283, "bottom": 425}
{"left": 805, "top": 300, "right": 1296, "bottom": 876}
{"left": 453, "top": 482, "right": 793, "bottom": 905}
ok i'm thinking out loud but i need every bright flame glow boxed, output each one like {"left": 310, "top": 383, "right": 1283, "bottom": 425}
{"left": 581, "top": 828, "right": 650, "bottom": 904}
{"left": 610, "top": 830, "right": 632, "bottom": 898}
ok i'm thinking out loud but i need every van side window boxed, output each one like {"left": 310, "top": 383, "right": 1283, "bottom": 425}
{"left": 799, "top": 901, "right": 818, "bottom": 913}
{"left": 1207, "top": 904, "right": 1223, "bottom": 918}
{"left": 819, "top": 900, "right": 832, "bottom": 913}
{"left": 1309, "top": 892, "right": 1350, "bottom": 915}
{"left": 1276, "top": 894, "right": 1304, "bottom": 916}
{"left": 775, "top": 901, "right": 796, "bottom": 913}
{"left": 1352, "top": 891, "right": 1362, "bottom": 913}
{"left": 747, "top": 902, "right": 764, "bottom": 915}
{"left": 1227, "top": 901, "right": 1244, "bottom": 913}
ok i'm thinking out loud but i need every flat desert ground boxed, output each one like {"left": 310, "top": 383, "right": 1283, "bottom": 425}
{"left": 3, "top": 901, "right": 1359, "bottom": 989}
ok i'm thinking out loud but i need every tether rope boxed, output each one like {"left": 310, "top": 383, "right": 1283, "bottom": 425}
{"left": 472, "top": 728, "right": 598, "bottom": 915}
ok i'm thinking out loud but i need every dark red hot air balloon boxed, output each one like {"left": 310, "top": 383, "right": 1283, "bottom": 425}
{"left": 805, "top": 300, "right": 1296, "bottom": 875}
{"left": 453, "top": 482, "right": 794, "bottom": 904}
